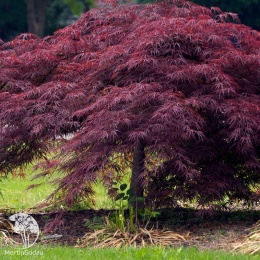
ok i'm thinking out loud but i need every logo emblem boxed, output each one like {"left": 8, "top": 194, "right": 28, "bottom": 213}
{"left": 9, "top": 213, "right": 39, "bottom": 249}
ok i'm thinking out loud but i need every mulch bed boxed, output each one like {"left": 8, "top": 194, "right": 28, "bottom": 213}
{"left": 27, "top": 207, "right": 260, "bottom": 251}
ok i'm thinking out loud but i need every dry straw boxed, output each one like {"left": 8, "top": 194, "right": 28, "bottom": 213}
{"left": 76, "top": 227, "right": 188, "bottom": 248}
{"left": 233, "top": 221, "right": 260, "bottom": 255}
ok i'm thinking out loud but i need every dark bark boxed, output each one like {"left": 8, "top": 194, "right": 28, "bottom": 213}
{"left": 26, "top": 0, "right": 49, "bottom": 37}
{"left": 129, "top": 141, "right": 145, "bottom": 203}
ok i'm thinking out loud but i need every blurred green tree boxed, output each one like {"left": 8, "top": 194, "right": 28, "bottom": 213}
{"left": 0, "top": 0, "right": 27, "bottom": 40}
{"left": 0, "top": 0, "right": 92, "bottom": 41}
{"left": 45, "top": 0, "right": 92, "bottom": 36}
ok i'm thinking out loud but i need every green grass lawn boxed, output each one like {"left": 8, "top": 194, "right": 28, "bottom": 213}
{"left": 0, "top": 246, "right": 257, "bottom": 260}
{"left": 0, "top": 165, "right": 57, "bottom": 211}
{"left": 0, "top": 163, "right": 131, "bottom": 211}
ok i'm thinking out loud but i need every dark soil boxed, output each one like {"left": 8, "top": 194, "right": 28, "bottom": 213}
{"left": 27, "top": 207, "right": 260, "bottom": 251}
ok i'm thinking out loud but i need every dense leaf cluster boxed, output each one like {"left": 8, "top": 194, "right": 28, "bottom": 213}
{"left": 0, "top": 0, "right": 260, "bottom": 208}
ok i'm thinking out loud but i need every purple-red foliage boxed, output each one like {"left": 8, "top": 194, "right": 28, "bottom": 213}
{"left": 0, "top": 0, "right": 260, "bottom": 208}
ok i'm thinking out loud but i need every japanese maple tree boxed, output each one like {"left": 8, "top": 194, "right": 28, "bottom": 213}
{"left": 0, "top": 0, "right": 260, "bottom": 209}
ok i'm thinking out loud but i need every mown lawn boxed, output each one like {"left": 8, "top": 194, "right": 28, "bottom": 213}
{"left": 0, "top": 164, "right": 58, "bottom": 211}
{"left": 0, "top": 163, "right": 130, "bottom": 211}
{"left": 0, "top": 246, "right": 257, "bottom": 260}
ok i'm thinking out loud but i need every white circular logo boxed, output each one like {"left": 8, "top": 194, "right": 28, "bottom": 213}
{"left": 8, "top": 213, "right": 39, "bottom": 249}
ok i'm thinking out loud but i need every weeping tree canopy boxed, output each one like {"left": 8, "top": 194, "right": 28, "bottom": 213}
{"left": 0, "top": 0, "right": 260, "bottom": 209}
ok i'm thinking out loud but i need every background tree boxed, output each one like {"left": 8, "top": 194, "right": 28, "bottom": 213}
{"left": 26, "top": 0, "right": 50, "bottom": 37}
{"left": 0, "top": 0, "right": 27, "bottom": 40}
{"left": 0, "top": 0, "right": 91, "bottom": 41}
{"left": 45, "top": 0, "right": 92, "bottom": 36}
{"left": 0, "top": 0, "right": 260, "bottom": 210}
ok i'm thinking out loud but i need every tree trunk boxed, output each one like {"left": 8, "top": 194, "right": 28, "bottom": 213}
{"left": 26, "top": 0, "right": 49, "bottom": 37}
{"left": 129, "top": 141, "right": 145, "bottom": 204}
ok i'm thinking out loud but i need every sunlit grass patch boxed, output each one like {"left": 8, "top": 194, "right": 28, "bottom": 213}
{"left": 0, "top": 164, "right": 58, "bottom": 211}
{"left": 0, "top": 245, "right": 256, "bottom": 260}
{"left": 0, "top": 161, "right": 131, "bottom": 211}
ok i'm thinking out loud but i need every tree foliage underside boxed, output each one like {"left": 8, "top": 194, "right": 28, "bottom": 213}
{"left": 0, "top": 0, "right": 260, "bottom": 209}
